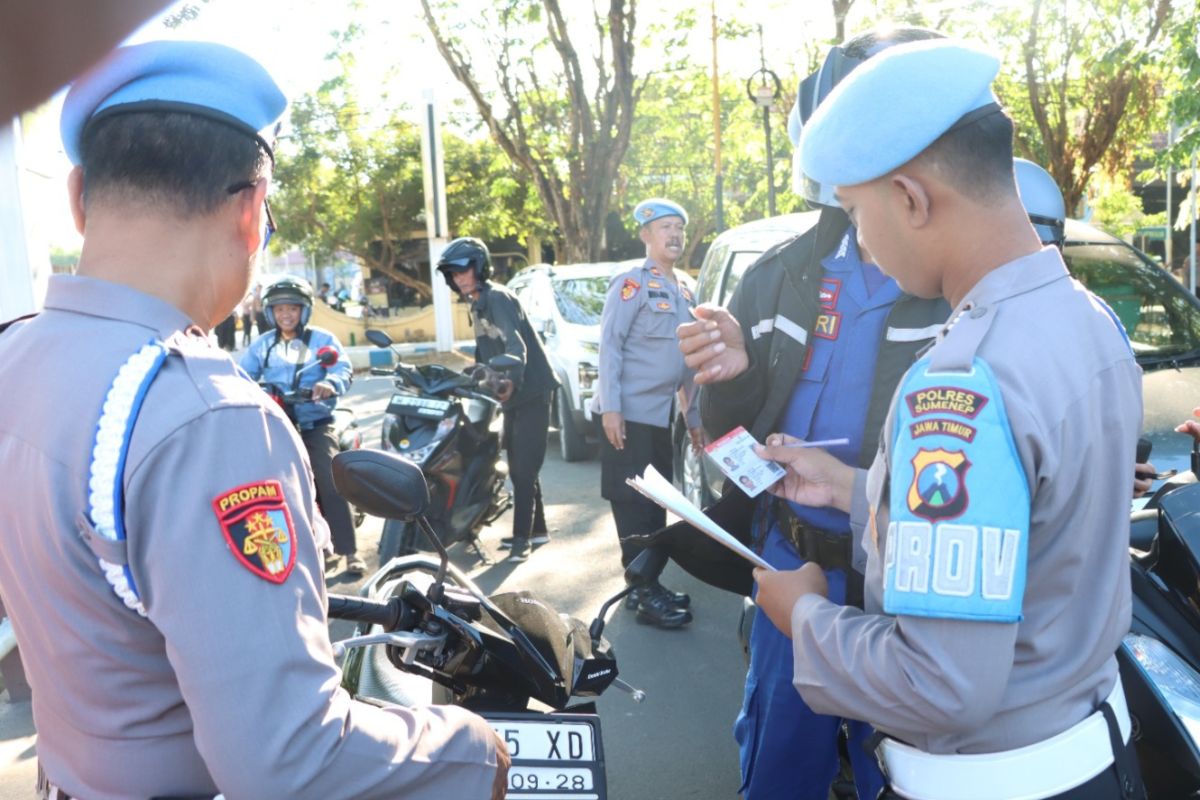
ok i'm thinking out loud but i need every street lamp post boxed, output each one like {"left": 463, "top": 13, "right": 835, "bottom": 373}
{"left": 746, "top": 26, "right": 781, "bottom": 218}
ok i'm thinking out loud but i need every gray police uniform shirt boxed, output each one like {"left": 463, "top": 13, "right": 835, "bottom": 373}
{"left": 788, "top": 247, "right": 1142, "bottom": 754}
{"left": 591, "top": 259, "right": 701, "bottom": 430}
{"left": 0, "top": 276, "right": 499, "bottom": 799}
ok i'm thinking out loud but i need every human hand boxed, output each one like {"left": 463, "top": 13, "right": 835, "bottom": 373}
{"left": 752, "top": 562, "right": 829, "bottom": 638}
{"left": 678, "top": 304, "right": 749, "bottom": 385}
{"left": 602, "top": 412, "right": 625, "bottom": 450}
{"left": 495, "top": 380, "right": 514, "bottom": 403}
{"left": 754, "top": 433, "right": 855, "bottom": 513}
{"left": 1176, "top": 407, "right": 1200, "bottom": 444}
{"left": 490, "top": 729, "right": 511, "bottom": 800}
{"left": 688, "top": 426, "right": 707, "bottom": 454}
{"left": 1134, "top": 462, "right": 1156, "bottom": 499}
{"left": 311, "top": 381, "right": 336, "bottom": 400}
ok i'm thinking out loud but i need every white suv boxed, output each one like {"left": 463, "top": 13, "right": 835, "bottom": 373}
{"left": 507, "top": 262, "right": 632, "bottom": 461}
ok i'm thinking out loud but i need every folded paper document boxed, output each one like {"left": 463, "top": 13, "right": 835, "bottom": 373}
{"left": 626, "top": 465, "right": 775, "bottom": 572}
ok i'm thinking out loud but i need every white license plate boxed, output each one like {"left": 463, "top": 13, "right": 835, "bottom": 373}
{"left": 486, "top": 715, "right": 605, "bottom": 799}
{"left": 388, "top": 393, "right": 451, "bottom": 416}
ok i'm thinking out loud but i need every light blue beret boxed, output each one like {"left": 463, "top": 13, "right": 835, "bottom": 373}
{"left": 61, "top": 41, "right": 287, "bottom": 165}
{"left": 798, "top": 39, "right": 1000, "bottom": 187}
{"left": 633, "top": 198, "right": 688, "bottom": 227}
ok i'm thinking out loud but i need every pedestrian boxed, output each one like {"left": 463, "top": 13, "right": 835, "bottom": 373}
{"left": 253, "top": 282, "right": 269, "bottom": 336}
{"left": 240, "top": 294, "right": 254, "bottom": 347}
{"left": 668, "top": 29, "right": 949, "bottom": 799}
{"left": 240, "top": 276, "right": 365, "bottom": 576}
{"left": 592, "top": 198, "right": 704, "bottom": 629}
{"left": 754, "top": 38, "right": 1145, "bottom": 799}
{"left": 0, "top": 40, "right": 507, "bottom": 799}
{"left": 436, "top": 237, "right": 558, "bottom": 563}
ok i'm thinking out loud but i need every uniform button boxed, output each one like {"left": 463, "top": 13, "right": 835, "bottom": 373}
{"left": 970, "top": 305, "right": 988, "bottom": 318}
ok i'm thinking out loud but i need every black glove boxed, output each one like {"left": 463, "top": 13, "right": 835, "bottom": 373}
{"left": 624, "top": 487, "right": 758, "bottom": 596}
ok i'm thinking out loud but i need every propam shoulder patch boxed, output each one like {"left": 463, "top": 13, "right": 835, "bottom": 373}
{"left": 212, "top": 480, "right": 296, "bottom": 583}
{"left": 620, "top": 278, "right": 640, "bottom": 301}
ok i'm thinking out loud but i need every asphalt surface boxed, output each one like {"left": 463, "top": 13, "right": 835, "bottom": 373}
{"left": 0, "top": 360, "right": 747, "bottom": 799}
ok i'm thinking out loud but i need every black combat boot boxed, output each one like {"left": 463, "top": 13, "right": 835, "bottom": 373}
{"left": 635, "top": 584, "right": 693, "bottom": 628}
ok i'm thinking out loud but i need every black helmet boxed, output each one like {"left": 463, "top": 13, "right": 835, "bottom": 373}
{"left": 263, "top": 276, "right": 314, "bottom": 328}
{"left": 790, "top": 27, "right": 945, "bottom": 207}
{"left": 436, "top": 237, "right": 493, "bottom": 291}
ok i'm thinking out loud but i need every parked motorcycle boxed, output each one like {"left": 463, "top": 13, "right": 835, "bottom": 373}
{"left": 364, "top": 328, "right": 514, "bottom": 560}
{"left": 258, "top": 345, "right": 364, "bottom": 527}
{"left": 326, "top": 448, "right": 648, "bottom": 799}
{"left": 1120, "top": 438, "right": 1200, "bottom": 797}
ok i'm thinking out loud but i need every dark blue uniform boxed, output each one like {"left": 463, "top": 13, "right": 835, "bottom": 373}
{"left": 735, "top": 231, "right": 892, "bottom": 800}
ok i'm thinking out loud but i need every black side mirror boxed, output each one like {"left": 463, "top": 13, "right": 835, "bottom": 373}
{"left": 365, "top": 328, "right": 393, "bottom": 348}
{"left": 488, "top": 353, "right": 522, "bottom": 372}
{"left": 331, "top": 450, "right": 429, "bottom": 520}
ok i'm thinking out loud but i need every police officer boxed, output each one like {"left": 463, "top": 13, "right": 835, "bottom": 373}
{"left": 0, "top": 41, "right": 508, "bottom": 799}
{"left": 436, "top": 237, "right": 558, "bottom": 563}
{"left": 240, "top": 276, "right": 364, "bottom": 575}
{"left": 592, "top": 199, "right": 703, "bottom": 629}
{"left": 669, "top": 29, "right": 949, "bottom": 799}
{"left": 755, "top": 39, "right": 1145, "bottom": 799}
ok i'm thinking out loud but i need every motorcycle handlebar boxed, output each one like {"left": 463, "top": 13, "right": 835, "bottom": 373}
{"left": 327, "top": 593, "right": 416, "bottom": 631}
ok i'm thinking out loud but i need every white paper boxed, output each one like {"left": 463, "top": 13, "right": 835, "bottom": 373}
{"left": 626, "top": 465, "right": 775, "bottom": 572}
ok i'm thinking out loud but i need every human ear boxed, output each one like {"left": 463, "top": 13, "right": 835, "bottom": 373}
{"left": 67, "top": 166, "right": 86, "bottom": 234}
{"left": 234, "top": 178, "right": 270, "bottom": 254}
{"left": 892, "top": 174, "right": 931, "bottom": 229}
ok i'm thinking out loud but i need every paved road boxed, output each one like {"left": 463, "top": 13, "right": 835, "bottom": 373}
{"left": 0, "top": 365, "right": 748, "bottom": 799}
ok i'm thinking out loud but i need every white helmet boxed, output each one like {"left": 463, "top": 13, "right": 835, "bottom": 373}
{"left": 1013, "top": 158, "right": 1066, "bottom": 247}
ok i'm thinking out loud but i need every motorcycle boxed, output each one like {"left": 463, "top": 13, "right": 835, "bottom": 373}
{"left": 325, "top": 448, "right": 648, "bottom": 800}
{"left": 258, "top": 345, "right": 365, "bottom": 527}
{"left": 364, "top": 328, "right": 514, "bottom": 560}
{"left": 1120, "top": 438, "right": 1200, "bottom": 797}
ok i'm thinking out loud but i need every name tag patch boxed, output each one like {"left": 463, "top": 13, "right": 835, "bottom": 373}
{"left": 909, "top": 419, "right": 977, "bottom": 443}
{"left": 212, "top": 480, "right": 296, "bottom": 584}
{"left": 905, "top": 386, "right": 988, "bottom": 419}
{"left": 813, "top": 311, "right": 841, "bottom": 340}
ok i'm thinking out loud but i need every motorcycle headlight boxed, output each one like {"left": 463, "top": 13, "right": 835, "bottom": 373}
{"left": 1123, "top": 633, "right": 1200, "bottom": 749}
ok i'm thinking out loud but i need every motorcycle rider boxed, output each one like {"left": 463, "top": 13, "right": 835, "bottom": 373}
{"left": 437, "top": 237, "right": 559, "bottom": 563}
{"left": 0, "top": 40, "right": 508, "bottom": 799}
{"left": 240, "top": 276, "right": 364, "bottom": 575}
{"left": 756, "top": 37, "right": 1145, "bottom": 799}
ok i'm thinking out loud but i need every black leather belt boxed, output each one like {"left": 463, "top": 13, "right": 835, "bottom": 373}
{"left": 774, "top": 500, "right": 852, "bottom": 573}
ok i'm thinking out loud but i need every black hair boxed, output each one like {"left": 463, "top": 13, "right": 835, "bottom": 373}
{"left": 917, "top": 111, "right": 1016, "bottom": 204}
{"left": 841, "top": 26, "right": 945, "bottom": 60}
{"left": 79, "top": 111, "right": 269, "bottom": 215}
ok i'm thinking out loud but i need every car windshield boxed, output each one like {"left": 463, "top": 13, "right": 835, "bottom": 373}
{"left": 554, "top": 276, "right": 609, "bottom": 325}
{"left": 1064, "top": 241, "right": 1200, "bottom": 366}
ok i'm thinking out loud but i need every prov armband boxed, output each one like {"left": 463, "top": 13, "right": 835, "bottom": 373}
{"left": 883, "top": 357, "right": 1029, "bottom": 623}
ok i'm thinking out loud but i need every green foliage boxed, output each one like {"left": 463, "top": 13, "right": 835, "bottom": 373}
{"left": 1161, "top": 11, "right": 1200, "bottom": 169}
{"left": 1090, "top": 182, "right": 1154, "bottom": 240}
{"left": 269, "top": 23, "right": 544, "bottom": 295}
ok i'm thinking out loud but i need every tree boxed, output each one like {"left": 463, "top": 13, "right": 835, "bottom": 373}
{"left": 270, "top": 25, "right": 542, "bottom": 300}
{"left": 420, "top": 0, "right": 638, "bottom": 263}
{"left": 845, "top": 0, "right": 1174, "bottom": 217}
